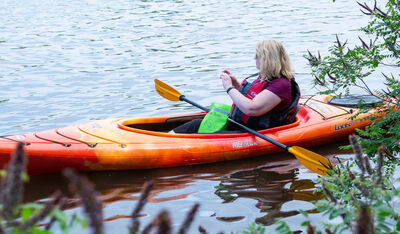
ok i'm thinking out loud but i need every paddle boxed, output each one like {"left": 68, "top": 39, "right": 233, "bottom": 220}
{"left": 154, "top": 79, "right": 333, "bottom": 176}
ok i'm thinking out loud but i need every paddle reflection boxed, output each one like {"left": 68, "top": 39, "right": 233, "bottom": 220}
{"left": 215, "top": 165, "right": 321, "bottom": 226}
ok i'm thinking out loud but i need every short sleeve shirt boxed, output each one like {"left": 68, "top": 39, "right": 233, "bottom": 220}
{"left": 265, "top": 78, "right": 292, "bottom": 111}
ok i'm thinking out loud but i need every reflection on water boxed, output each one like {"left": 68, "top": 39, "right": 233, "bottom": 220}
{"left": 24, "top": 141, "right": 347, "bottom": 233}
{"left": 215, "top": 165, "right": 321, "bottom": 226}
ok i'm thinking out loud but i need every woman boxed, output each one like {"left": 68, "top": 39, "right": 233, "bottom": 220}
{"left": 171, "top": 39, "right": 300, "bottom": 134}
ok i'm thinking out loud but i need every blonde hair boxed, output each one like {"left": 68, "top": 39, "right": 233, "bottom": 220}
{"left": 255, "top": 40, "right": 295, "bottom": 81}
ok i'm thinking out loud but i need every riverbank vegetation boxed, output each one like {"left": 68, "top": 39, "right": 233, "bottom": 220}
{"left": 283, "top": 0, "right": 400, "bottom": 233}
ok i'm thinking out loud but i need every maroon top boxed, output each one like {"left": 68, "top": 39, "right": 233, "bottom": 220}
{"left": 265, "top": 78, "right": 292, "bottom": 111}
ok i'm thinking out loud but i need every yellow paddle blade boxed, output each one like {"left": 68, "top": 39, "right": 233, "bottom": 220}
{"left": 288, "top": 146, "right": 333, "bottom": 176}
{"left": 154, "top": 79, "right": 182, "bottom": 101}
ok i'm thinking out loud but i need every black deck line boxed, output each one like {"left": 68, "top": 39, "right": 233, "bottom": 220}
{"left": 56, "top": 129, "right": 98, "bottom": 148}
{"left": 34, "top": 133, "right": 71, "bottom": 147}
{"left": 0, "top": 135, "right": 31, "bottom": 145}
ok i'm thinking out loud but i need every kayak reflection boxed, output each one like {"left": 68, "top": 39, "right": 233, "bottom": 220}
{"left": 23, "top": 144, "right": 340, "bottom": 229}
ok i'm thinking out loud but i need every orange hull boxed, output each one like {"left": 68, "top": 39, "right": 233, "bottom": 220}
{"left": 0, "top": 95, "right": 374, "bottom": 175}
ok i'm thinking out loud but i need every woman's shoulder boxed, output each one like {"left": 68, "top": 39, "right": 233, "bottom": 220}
{"left": 265, "top": 77, "right": 291, "bottom": 91}
{"left": 263, "top": 77, "right": 291, "bottom": 99}
{"left": 269, "top": 77, "right": 291, "bottom": 84}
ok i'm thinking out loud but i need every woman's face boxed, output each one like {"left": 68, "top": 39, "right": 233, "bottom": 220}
{"left": 255, "top": 55, "right": 261, "bottom": 70}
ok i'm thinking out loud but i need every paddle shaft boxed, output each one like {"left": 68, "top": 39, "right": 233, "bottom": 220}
{"left": 180, "top": 95, "right": 289, "bottom": 150}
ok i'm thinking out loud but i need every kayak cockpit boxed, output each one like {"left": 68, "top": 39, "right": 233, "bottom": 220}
{"left": 116, "top": 112, "right": 301, "bottom": 136}
{"left": 117, "top": 113, "right": 206, "bottom": 133}
{"left": 118, "top": 94, "right": 379, "bottom": 135}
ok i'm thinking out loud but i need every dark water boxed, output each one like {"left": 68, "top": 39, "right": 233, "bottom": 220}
{"left": 24, "top": 141, "right": 351, "bottom": 233}
{"left": 0, "top": 0, "right": 387, "bottom": 232}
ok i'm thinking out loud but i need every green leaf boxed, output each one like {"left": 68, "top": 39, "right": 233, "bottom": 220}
{"left": 52, "top": 209, "right": 68, "bottom": 231}
{"left": 377, "top": 206, "right": 394, "bottom": 217}
{"left": 275, "top": 220, "right": 293, "bottom": 234}
{"left": 22, "top": 173, "right": 30, "bottom": 182}
{"left": 20, "top": 203, "right": 44, "bottom": 221}
{"left": 301, "top": 221, "right": 310, "bottom": 227}
{"left": 31, "top": 227, "right": 52, "bottom": 234}
{"left": 299, "top": 209, "right": 309, "bottom": 218}
{"left": 20, "top": 207, "right": 33, "bottom": 221}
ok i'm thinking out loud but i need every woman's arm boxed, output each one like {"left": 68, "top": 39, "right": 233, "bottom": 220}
{"left": 227, "top": 89, "right": 281, "bottom": 116}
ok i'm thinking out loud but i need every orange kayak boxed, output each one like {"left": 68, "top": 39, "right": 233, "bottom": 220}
{"left": 0, "top": 95, "right": 376, "bottom": 175}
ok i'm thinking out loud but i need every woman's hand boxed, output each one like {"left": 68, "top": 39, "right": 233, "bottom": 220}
{"left": 223, "top": 70, "right": 240, "bottom": 88}
{"left": 220, "top": 72, "right": 233, "bottom": 90}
